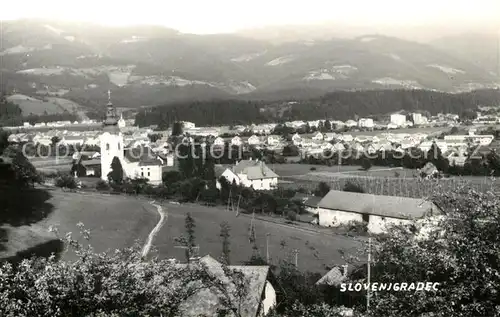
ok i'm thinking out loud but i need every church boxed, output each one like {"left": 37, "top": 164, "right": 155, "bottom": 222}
{"left": 99, "top": 91, "right": 169, "bottom": 185}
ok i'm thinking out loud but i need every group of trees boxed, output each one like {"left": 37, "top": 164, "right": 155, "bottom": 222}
{"left": 134, "top": 89, "right": 500, "bottom": 127}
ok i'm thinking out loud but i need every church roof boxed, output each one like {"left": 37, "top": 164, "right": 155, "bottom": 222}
{"left": 124, "top": 146, "right": 163, "bottom": 166}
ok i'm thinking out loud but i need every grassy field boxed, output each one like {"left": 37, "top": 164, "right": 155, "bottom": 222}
{"left": 33, "top": 190, "right": 158, "bottom": 258}
{"left": 151, "top": 202, "right": 363, "bottom": 273}
{"left": 6, "top": 94, "right": 83, "bottom": 115}
{"left": 3, "top": 189, "right": 363, "bottom": 274}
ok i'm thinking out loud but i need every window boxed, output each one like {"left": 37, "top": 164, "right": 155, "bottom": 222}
{"left": 118, "top": 143, "right": 120, "bottom": 150}
{"left": 141, "top": 172, "right": 144, "bottom": 177}
{"left": 148, "top": 172, "right": 150, "bottom": 177}
{"left": 106, "top": 143, "right": 109, "bottom": 151}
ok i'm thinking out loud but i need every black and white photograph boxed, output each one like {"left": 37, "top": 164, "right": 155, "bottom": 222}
{"left": 0, "top": 1, "right": 499, "bottom": 316}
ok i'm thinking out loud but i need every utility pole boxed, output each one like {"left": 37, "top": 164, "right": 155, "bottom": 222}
{"left": 266, "top": 233, "right": 270, "bottom": 263}
{"left": 227, "top": 187, "right": 232, "bottom": 212}
{"left": 293, "top": 249, "right": 299, "bottom": 268}
{"left": 367, "top": 237, "right": 372, "bottom": 312}
{"left": 175, "top": 245, "right": 200, "bottom": 262}
{"left": 235, "top": 193, "right": 242, "bottom": 216}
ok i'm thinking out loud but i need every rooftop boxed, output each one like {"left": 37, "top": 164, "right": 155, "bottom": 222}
{"left": 318, "top": 190, "right": 441, "bottom": 220}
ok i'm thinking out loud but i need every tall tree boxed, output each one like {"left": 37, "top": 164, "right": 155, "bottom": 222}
{"left": 185, "top": 212, "right": 196, "bottom": 263}
{"left": 171, "top": 121, "right": 184, "bottom": 136}
{"left": 219, "top": 222, "right": 231, "bottom": 265}
{"left": 108, "top": 156, "right": 124, "bottom": 184}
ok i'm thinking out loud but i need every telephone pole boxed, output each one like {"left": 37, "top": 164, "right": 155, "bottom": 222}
{"left": 293, "top": 249, "right": 299, "bottom": 268}
{"left": 367, "top": 237, "right": 372, "bottom": 311}
{"left": 266, "top": 233, "right": 271, "bottom": 263}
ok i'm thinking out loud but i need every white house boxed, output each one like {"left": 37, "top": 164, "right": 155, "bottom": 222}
{"left": 247, "top": 135, "right": 261, "bottom": 146}
{"left": 213, "top": 137, "right": 225, "bottom": 146}
{"left": 345, "top": 120, "right": 357, "bottom": 128}
{"left": 358, "top": 118, "right": 374, "bottom": 129}
{"left": 390, "top": 114, "right": 406, "bottom": 127}
{"left": 291, "top": 133, "right": 302, "bottom": 145}
{"left": 316, "top": 190, "right": 441, "bottom": 234}
{"left": 267, "top": 135, "right": 281, "bottom": 146}
{"left": 312, "top": 132, "right": 324, "bottom": 141}
{"left": 231, "top": 136, "right": 242, "bottom": 147}
{"left": 217, "top": 159, "right": 279, "bottom": 191}
{"left": 182, "top": 121, "right": 196, "bottom": 129}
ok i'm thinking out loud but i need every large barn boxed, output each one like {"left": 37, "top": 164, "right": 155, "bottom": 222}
{"left": 316, "top": 190, "right": 441, "bottom": 234}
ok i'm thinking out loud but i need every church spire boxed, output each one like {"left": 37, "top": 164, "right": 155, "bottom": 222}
{"left": 107, "top": 89, "right": 112, "bottom": 105}
{"left": 103, "top": 89, "right": 119, "bottom": 132}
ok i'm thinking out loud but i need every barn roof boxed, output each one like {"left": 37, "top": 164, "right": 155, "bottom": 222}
{"left": 318, "top": 190, "right": 440, "bottom": 220}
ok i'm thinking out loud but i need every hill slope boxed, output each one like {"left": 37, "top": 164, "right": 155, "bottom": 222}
{"left": 1, "top": 19, "right": 498, "bottom": 110}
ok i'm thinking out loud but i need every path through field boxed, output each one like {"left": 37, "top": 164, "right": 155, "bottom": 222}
{"left": 141, "top": 200, "right": 167, "bottom": 258}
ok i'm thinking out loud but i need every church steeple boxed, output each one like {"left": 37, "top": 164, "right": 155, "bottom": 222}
{"left": 103, "top": 90, "right": 119, "bottom": 132}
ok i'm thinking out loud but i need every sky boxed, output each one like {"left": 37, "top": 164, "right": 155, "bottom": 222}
{"left": 1, "top": 0, "right": 499, "bottom": 34}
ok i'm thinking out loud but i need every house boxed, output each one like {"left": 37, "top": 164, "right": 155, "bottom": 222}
{"left": 316, "top": 265, "right": 349, "bottom": 286}
{"left": 217, "top": 159, "right": 279, "bottom": 191}
{"left": 317, "top": 190, "right": 441, "bottom": 234}
{"left": 291, "top": 133, "right": 302, "bottom": 145}
{"left": 390, "top": 114, "right": 406, "bottom": 126}
{"left": 312, "top": 132, "right": 324, "bottom": 141}
{"left": 292, "top": 193, "right": 323, "bottom": 214}
{"left": 231, "top": 136, "right": 243, "bottom": 147}
{"left": 267, "top": 135, "right": 281, "bottom": 146}
{"left": 358, "top": 118, "right": 374, "bottom": 129}
{"left": 247, "top": 135, "right": 261, "bottom": 146}
{"left": 213, "top": 137, "right": 225, "bottom": 146}
{"left": 79, "top": 159, "right": 101, "bottom": 176}
{"left": 177, "top": 255, "right": 276, "bottom": 317}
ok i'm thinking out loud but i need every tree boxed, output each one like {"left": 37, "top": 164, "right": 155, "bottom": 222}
{"left": 282, "top": 144, "right": 300, "bottom": 157}
{"left": 148, "top": 133, "right": 162, "bottom": 143}
{"left": 185, "top": 212, "right": 196, "bottom": 263}
{"left": 172, "top": 121, "right": 184, "bottom": 136}
{"left": 219, "top": 222, "right": 231, "bottom": 265}
{"left": 324, "top": 120, "right": 332, "bottom": 131}
{"left": 360, "top": 157, "right": 372, "bottom": 171}
{"left": 0, "top": 224, "right": 240, "bottom": 317}
{"left": 314, "top": 182, "right": 331, "bottom": 197}
{"left": 343, "top": 181, "right": 365, "bottom": 193}
{"left": 368, "top": 187, "right": 500, "bottom": 317}
{"left": 50, "top": 136, "right": 60, "bottom": 146}
{"left": 162, "top": 170, "right": 182, "bottom": 184}
{"left": 107, "top": 156, "right": 124, "bottom": 184}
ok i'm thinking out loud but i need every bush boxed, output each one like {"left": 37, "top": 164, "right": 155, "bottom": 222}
{"left": 360, "top": 157, "right": 372, "bottom": 171}
{"left": 96, "top": 180, "right": 109, "bottom": 191}
{"left": 343, "top": 181, "right": 365, "bottom": 193}
{"left": 54, "top": 174, "right": 77, "bottom": 189}
{"left": 310, "top": 167, "right": 317, "bottom": 171}
{"left": 286, "top": 210, "right": 298, "bottom": 222}
{"left": 346, "top": 220, "right": 368, "bottom": 234}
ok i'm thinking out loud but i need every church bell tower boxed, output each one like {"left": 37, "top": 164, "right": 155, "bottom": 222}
{"left": 100, "top": 90, "right": 125, "bottom": 181}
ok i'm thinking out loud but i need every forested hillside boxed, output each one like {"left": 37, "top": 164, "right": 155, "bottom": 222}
{"left": 134, "top": 89, "right": 500, "bottom": 127}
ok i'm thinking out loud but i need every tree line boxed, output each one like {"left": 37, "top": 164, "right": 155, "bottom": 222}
{"left": 134, "top": 89, "right": 500, "bottom": 127}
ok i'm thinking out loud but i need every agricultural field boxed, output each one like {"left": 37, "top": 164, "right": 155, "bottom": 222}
{"left": 275, "top": 163, "right": 498, "bottom": 198}
{"left": 151, "top": 202, "right": 364, "bottom": 273}
{"left": 6, "top": 94, "right": 83, "bottom": 115}
{"left": 1, "top": 190, "right": 159, "bottom": 261}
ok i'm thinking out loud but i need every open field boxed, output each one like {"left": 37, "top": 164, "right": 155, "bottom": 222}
{"left": 151, "top": 202, "right": 363, "bottom": 273}
{"left": 6, "top": 94, "right": 83, "bottom": 115}
{"left": 2, "top": 189, "right": 363, "bottom": 273}
{"left": 276, "top": 163, "right": 499, "bottom": 197}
